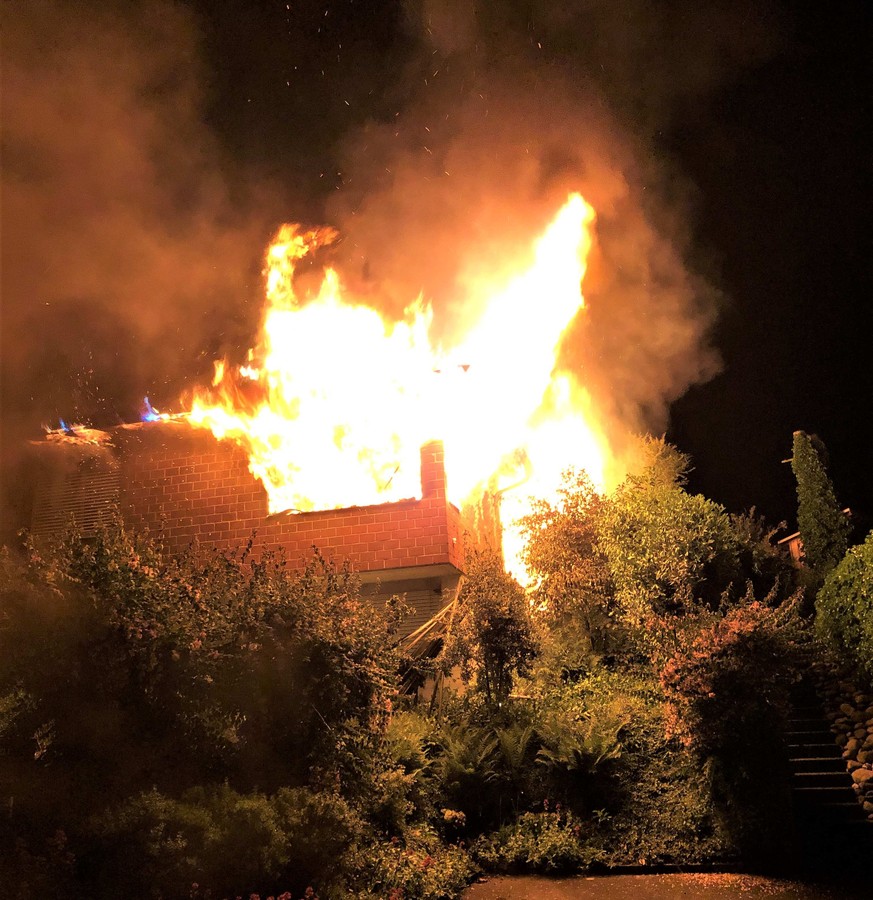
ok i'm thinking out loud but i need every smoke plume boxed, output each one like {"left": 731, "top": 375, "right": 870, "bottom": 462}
{"left": 1, "top": 0, "right": 783, "bottom": 535}
{"left": 326, "top": 0, "right": 780, "bottom": 472}
{"left": 1, "top": 0, "right": 265, "bottom": 437}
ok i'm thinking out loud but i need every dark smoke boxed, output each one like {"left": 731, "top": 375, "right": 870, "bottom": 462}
{"left": 0, "top": 0, "right": 274, "bottom": 536}
{"left": 1, "top": 0, "right": 785, "bottom": 536}
{"left": 320, "top": 0, "right": 783, "bottom": 472}
{"left": 1, "top": 1, "right": 267, "bottom": 433}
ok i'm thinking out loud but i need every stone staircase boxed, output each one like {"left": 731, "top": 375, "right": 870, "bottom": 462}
{"left": 786, "top": 679, "right": 873, "bottom": 871}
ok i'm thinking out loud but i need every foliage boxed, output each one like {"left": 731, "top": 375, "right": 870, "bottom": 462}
{"left": 2, "top": 429, "right": 846, "bottom": 889}
{"left": 660, "top": 590, "right": 802, "bottom": 754}
{"left": 472, "top": 809, "right": 596, "bottom": 873}
{"left": 347, "top": 826, "right": 475, "bottom": 900}
{"left": 791, "top": 431, "right": 850, "bottom": 577}
{"left": 431, "top": 721, "right": 500, "bottom": 826}
{"left": 659, "top": 589, "right": 803, "bottom": 863}
{"left": 531, "top": 667, "right": 725, "bottom": 868}
{"left": 440, "top": 549, "right": 537, "bottom": 707}
{"left": 596, "top": 437, "right": 742, "bottom": 637}
{"left": 0, "top": 527, "right": 407, "bottom": 897}
{"left": 535, "top": 699, "right": 625, "bottom": 779}
{"left": 494, "top": 720, "right": 535, "bottom": 797}
{"left": 0, "top": 526, "right": 398, "bottom": 800}
{"left": 816, "top": 530, "right": 873, "bottom": 684}
{"left": 87, "top": 785, "right": 361, "bottom": 899}
{"left": 518, "top": 469, "right": 616, "bottom": 659}
{"left": 729, "top": 508, "right": 797, "bottom": 602}
{"left": 383, "top": 710, "right": 435, "bottom": 777}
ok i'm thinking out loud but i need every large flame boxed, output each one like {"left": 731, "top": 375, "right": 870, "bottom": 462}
{"left": 188, "top": 192, "right": 608, "bottom": 579}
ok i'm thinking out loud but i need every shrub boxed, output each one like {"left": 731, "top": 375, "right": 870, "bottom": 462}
{"left": 0, "top": 527, "right": 399, "bottom": 803}
{"left": 596, "top": 439, "right": 742, "bottom": 643}
{"left": 659, "top": 593, "right": 802, "bottom": 754}
{"left": 659, "top": 591, "right": 803, "bottom": 863}
{"left": 87, "top": 785, "right": 362, "bottom": 899}
{"left": 535, "top": 702, "right": 625, "bottom": 779}
{"left": 347, "top": 826, "right": 475, "bottom": 900}
{"left": 472, "top": 809, "right": 596, "bottom": 873}
{"left": 816, "top": 531, "right": 873, "bottom": 684}
{"left": 440, "top": 549, "right": 536, "bottom": 707}
{"left": 518, "top": 469, "right": 617, "bottom": 659}
{"left": 431, "top": 721, "right": 500, "bottom": 827}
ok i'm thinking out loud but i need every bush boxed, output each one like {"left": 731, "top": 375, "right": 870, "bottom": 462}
{"left": 87, "top": 785, "right": 362, "bottom": 899}
{"left": 347, "top": 827, "right": 475, "bottom": 900}
{"left": 0, "top": 527, "right": 399, "bottom": 803}
{"left": 659, "top": 591, "right": 803, "bottom": 863}
{"left": 518, "top": 469, "right": 617, "bottom": 660}
{"left": 596, "top": 438, "right": 742, "bottom": 637}
{"left": 440, "top": 549, "right": 537, "bottom": 707}
{"left": 431, "top": 721, "right": 500, "bottom": 828}
{"left": 816, "top": 531, "right": 873, "bottom": 684}
{"left": 472, "top": 809, "right": 596, "bottom": 873}
{"left": 660, "top": 593, "right": 802, "bottom": 755}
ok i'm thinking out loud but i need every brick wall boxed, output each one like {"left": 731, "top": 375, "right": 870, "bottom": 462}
{"left": 115, "top": 422, "right": 466, "bottom": 574}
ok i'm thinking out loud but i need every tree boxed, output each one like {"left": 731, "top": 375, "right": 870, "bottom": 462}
{"left": 595, "top": 437, "right": 741, "bottom": 634}
{"left": 518, "top": 468, "right": 616, "bottom": 662}
{"left": 790, "top": 431, "right": 850, "bottom": 577}
{"left": 441, "top": 549, "right": 537, "bottom": 707}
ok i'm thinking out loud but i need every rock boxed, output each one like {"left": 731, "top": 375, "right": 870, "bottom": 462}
{"left": 851, "top": 768, "right": 873, "bottom": 786}
{"left": 852, "top": 710, "right": 868, "bottom": 723}
{"left": 863, "top": 735, "right": 873, "bottom": 750}
{"left": 846, "top": 738, "right": 860, "bottom": 753}
{"left": 855, "top": 727, "right": 867, "bottom": 740}
{"left": 865, "top": 801, "right": 873, "bottom": 814}
{"left": 836, "top": 733, "right": 849, "bottom": 747}
{"left": 858, "top": 751, "right": 872, "bottom": 765}
{"left": 840, "top": 702, "right": 855, "bottom": 716}
{"left": 848, "top": 760, "right": 862, "bottom": 771}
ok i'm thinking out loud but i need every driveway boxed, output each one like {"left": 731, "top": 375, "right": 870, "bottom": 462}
{"left": 463, "top": 873, "right": 868, "bottom": 900}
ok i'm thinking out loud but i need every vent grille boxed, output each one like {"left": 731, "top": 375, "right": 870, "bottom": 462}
{"left": 32, "top": 468, "right": 120, "bottom": 538}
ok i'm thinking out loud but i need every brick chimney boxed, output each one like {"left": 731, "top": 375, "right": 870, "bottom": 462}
{"left": 420, "top": 440, "right": 447, "bottom": 501}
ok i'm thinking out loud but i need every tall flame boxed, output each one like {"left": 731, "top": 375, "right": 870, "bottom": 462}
{"left": 188, "top": 192, "right": 607, "bottom": 579}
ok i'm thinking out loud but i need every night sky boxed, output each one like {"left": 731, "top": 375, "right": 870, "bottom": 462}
{"left": 1, "top": 0, "right": 870, "bottom": 535}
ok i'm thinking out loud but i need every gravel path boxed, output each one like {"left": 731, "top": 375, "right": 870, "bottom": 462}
{"left": 463, "top": 872, "right": 870, "bottom": 900}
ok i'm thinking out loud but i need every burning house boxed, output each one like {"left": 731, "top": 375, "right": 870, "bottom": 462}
{"left": 29, "top": 423, "right": 471, "bottom": 641}
{"left": 25, "top": 190, "right": 613, "bottom": 625}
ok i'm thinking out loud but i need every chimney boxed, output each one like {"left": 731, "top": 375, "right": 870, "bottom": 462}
{"left": 420, "top": 440, "right": 447, "bottom": 501}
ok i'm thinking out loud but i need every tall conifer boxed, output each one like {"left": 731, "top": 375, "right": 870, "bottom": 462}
{"left": 790, "top": 430, "right": 850, "bottom": 576}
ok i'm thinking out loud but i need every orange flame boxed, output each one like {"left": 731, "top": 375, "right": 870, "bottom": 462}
{"left": 187, "top": 192, "right": 607, "bottom": 580}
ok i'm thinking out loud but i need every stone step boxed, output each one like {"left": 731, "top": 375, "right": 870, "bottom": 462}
{"left": 792, "top": 785, "right": 857, "bottom": 802}
{"left": 793, "top": 771, "right": 854, "bottom": 787}
{"left": 786, "top": 730, "right": 838, "bottom": 744}
{"left": 788, "top": 741, "right": 840, "bottom": 754}
{"left": 789, "top": 756, "right": 848, "bottom": 772}
{"left": 788, "top": 717, "right": 830, "bottom": 729}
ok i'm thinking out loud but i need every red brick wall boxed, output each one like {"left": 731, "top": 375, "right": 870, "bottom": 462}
{"left": 116, "top": 423, "right": 466, "bottom": 573}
